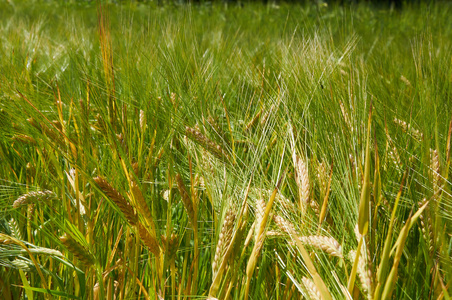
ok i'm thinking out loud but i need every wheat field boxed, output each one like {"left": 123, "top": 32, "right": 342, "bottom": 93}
{"left": 0, "top": 1, "right": 451, "bottom": 299}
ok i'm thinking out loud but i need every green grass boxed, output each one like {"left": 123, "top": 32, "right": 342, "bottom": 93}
{"left": 1, "top": 1, "right": 451, "bottom": 299}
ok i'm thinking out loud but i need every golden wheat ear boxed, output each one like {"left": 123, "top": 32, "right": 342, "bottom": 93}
{"left": 60, "top": 234, "right": 95, "bottom": 267}
{"left": 94, "top": 176, "right": 138, "bottom": 226}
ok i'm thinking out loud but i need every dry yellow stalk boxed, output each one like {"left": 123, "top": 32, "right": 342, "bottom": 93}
{"left": 94, "top": 176, "right": 138, "bottom": 226}
{"left": 60, "top": 234, "right": 95, "bottom": 267}
{"left": 13, "top": 190, "right": 56, "bottom": 209}
{"left": 302, "top": 277, "right": 322, "bottom": 300}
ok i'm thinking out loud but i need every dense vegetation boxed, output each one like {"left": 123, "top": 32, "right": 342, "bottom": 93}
{"left": 1, "top": 1, "right": 451, "bottom": 299}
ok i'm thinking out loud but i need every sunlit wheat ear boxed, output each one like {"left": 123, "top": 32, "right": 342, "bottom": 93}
{"left": 255, "top": 197, "right": 266, "bottom": 238}
{"left": 339, "top": 100, "right": 351, "bottom": 131}
{"left": 393, "top": 118, "right": 423, "bottom": 141}
{"left": 130, "top": 181, "right": 154, "bottom": 228}
{"left": 299, "top": 236, "right": 343, "bottom": 259}
{"left": 418, "top": 199, "right": 434, "bottom": 254}
{"left": 292, "top": 150, "right": 310, "bottom": 215}
{"left": 274, "top": 215, "right": 342, "bottom": 258}
{"left": 302, "top": 277, "right": 322, "bottom": 300}
{"left": 400, "top": 75, "right": 412, "bottom": 87}
{"left": 139, "top": 109, "right": 146, "bottom": 132}
{"left": 137, "top": 223, "right": 160, "bottom": 257}
{"left": 60, "top": 234, "right": 95, "bottom": 267}
{"left": 13, "top": 190, "right": 56, "bottom": 209}
{"left": 11, "top": 259, "right": 33, "bottom": 271}
{"left": 94, "top": 176, "right": 138, "bottom": 226}
{"left": 212, "top": 207, "right": 236, "bottom": 277}
{"left": 185, "top": 125, "right": 230, "bottom": 162}
{"left": 8, "top": 218, "right": 23, "bottom": 240}
{"left": 348, "top": 250, "right": 372, "bottom": 299}
{"left": 175, "top": 173, "right": 195, "bottom": 226}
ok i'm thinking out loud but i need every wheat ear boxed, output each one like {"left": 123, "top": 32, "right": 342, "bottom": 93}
{"left": 60, "top": 234, "right": 95, "bottom": 267}
{"left": 212, "top": 207, "right": 236, "bottom": 277}
{"left": 302, "top": 277, "right": 322, "bottom": 300}
{"left": 94, "top": 176, "right": 138, "bottom": 226}
{"left": 13, "top": 190, "right": 56, "bottom": 209}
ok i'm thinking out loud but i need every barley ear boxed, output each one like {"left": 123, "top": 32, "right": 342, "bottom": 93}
{"left": 94, "top": 176, "right": 138, "bottom": 226}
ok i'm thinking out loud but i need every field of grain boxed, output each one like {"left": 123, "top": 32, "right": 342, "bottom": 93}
{"left": 0, "top": 1, "right": 451, "bottom": 299}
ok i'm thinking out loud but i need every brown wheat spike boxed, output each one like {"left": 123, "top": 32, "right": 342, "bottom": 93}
{"left": 138, "top": 223, "right": 160, "bottom": 257}
{"left": 175, "top": 173, "right": 195, "bottom": 226}
{"left": 60, "top": 234, "right": 95, "bottom": 267}
{"left": 162, "top": 232, "right": 179, "bottom": 259}
{"left": 131, "top": 162, "right": 139, "bottom": 177}
{"left": 185, "top": 126, "right": 230, "bottom": 162}
{"left": 130, "top": 181, "right": 155, "bottom": 229}
{"left": 212, "top": 208, "right": 236, "bottom": 277}
{"left": 299, "top": 235, "right": 343, "bottom": 259}
{"left": 94, "top": 177, "right": 138, "bottom": 226}
{"left": 348, "top": 250, "right": 372, "bottom": 299}
{"left": 13, "top": 190, "right": 56, "bottom": 209}
{"left": 292, "top": 150, "right": 310, "bottom": 215}
{"left": 302, "top": 277, "right": 322, "bottom": 300}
